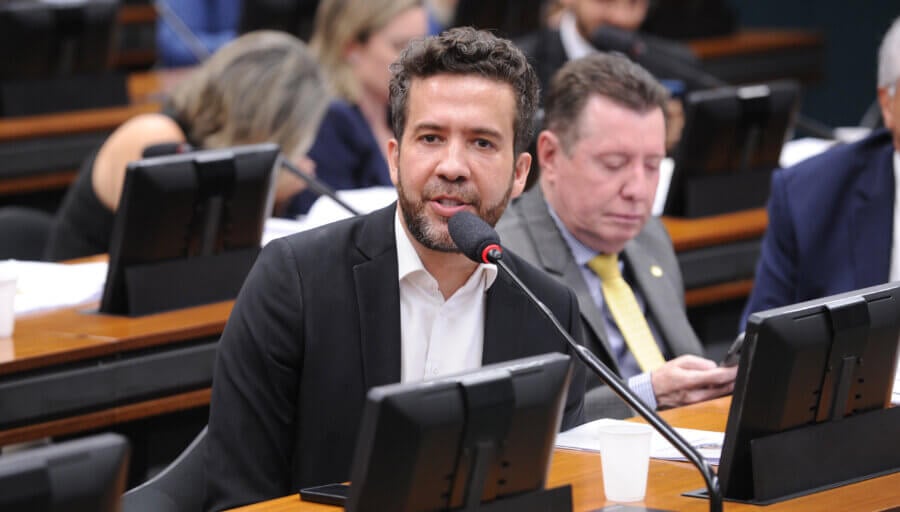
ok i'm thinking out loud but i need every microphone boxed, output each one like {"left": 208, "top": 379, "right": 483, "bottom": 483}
{"left": 591, "top": 25, "right": 835, "bottom": 140}
{"left": 448, "top": 211, "right": 724, "bottom": 512}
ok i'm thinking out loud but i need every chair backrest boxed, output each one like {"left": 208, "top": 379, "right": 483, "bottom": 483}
{"left": 122, "top": 426, "right": 207, "bottom": 512}
{"left": 0, "top": 207, "right": 53, "bottom": 260}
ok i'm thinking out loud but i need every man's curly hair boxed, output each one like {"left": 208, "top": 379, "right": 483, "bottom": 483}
{"left": 389, "top": 27, "right": 539, "bottom": 154}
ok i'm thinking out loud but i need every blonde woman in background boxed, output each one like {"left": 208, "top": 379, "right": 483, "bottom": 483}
{"left": 283, "top": 0, "right": 428, "bottom": 216}
{"left": 44, "top": 30, "right": 329, "bottom": 261}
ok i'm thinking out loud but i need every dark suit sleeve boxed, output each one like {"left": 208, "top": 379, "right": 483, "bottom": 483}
{"left": 205, "top": 238, "right": 306, "bottom": 511}
{"left": 740, "top": 169, "right": 797, "bottom": 330}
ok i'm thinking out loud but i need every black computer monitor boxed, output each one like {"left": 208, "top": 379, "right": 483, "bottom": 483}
{"left": 451, "top": 0, "right": 544, "bottom": 39}
{"left": 663, "top": 80, "right": 800, "bottom": 217}
{"left": 100, "top": 143, "right": 281, "bottom": 316}
{"left": 0, "top": 0, "right": 125, "bottom": 117}
{"left": 717, "top": 282, "right": 900, "bottom": 503}
{"left": 345, "top": 353, "right": 573, "bottom": 512}
{"left": 0, "top": 433, "right": 130, "bottom": 512}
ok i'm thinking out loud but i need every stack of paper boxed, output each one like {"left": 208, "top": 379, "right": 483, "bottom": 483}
{"left": 11, "top": 260, "right": 108, "bottom": 316}
{"left": 556, "top": 418, "right": 724, "bottom": 465}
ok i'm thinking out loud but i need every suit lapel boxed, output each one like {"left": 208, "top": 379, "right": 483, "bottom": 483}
{"left": 850, "top": 143, "right": 895, "bottom": 288}
{"left": 516, "top": 189, "right": 619, "bottom": 371}
{"left": 353, "top": 204, "right": 402, "bottom": 389}
{"left": 483, "top": 263, "right": 529, "bottom": 365}
{"left": 624, "top": 237, "right": 701, "bottom": 358}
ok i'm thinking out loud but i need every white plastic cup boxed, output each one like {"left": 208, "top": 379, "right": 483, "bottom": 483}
{"left": 0, "top": 262, "right": 18, "bottom": 338}
{"left": 597, "top": 422, "right": 653, "bottom": 502}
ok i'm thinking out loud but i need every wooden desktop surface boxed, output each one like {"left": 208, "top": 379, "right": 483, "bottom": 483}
{"left": 229, "top": 396, "right": 900, "bottom": 512}
{"left": 687, "top": 29, "right": 822, "bottom": 60}
{"left": 0, "top": 292, "right": 231, "bottom": 446}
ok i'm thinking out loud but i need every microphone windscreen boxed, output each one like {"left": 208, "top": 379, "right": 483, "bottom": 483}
{"left": 590, "top": 25, "right": 642, "bottom": 57}
{"left": 448, "top": 211, "right": 501, "bottom": 264}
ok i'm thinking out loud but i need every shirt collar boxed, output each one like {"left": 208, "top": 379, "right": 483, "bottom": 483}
{"left": 394, "top": 209, "right": 498, "bottom": 289}
{"left": 546, "top": 202, "right": 604, "bottom": 267}
{"left": 559, "top": 10, "right": 597, "bottom": 61}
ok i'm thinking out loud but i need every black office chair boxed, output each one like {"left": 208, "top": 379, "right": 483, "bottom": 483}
{"left": 0, "top": 206, "right": 53, "bottom": 260}
{"left": 121, "top": 426, "right": 207, "bottom": 512}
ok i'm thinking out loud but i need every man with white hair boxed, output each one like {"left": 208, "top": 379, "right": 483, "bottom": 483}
{"left": 740, "top": 16, "right": 900, "bottom": 329}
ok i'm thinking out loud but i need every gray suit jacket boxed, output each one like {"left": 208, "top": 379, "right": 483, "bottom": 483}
{"left": 497, "top": 187, "right": 704, "bottom": 419}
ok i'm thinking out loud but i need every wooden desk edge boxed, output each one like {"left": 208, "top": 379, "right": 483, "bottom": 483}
{"left": 0, "top": 388, "right": 211, "bottom": 446}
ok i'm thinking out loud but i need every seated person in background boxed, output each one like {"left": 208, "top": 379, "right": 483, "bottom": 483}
{"left": 515, "top": 0, "right": 692, "bottom": 151}
{"left": 156, "top": 0, "right": 241, "bottom": 67}
{"left": 282, "top": 0, "right": 428, "bottom": 216}
{"left": 238, "top": 0, "right": 321, "bottom": 41}
{"left": 497, "top": 53, "right": 736, "bottom": 420}
{"left": 43, "top": 31, "right": 329, "bottom": 261}
{"left": 425, "top": 0, "right": 457, "bottom": 35}
{"left": 739, "top": 16, "right": 900, "bottom": 330}
{"left": 205, "top": 28, "right": 586, "bottom": 510}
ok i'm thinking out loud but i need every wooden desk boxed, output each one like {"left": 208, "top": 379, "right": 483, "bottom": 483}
{"left": 662, "top": 208, "right": 768, "bottom": 307}
{"left": 0, "top": 67, "right": 191, "bottom": 200}
{"left": 0, "top": 297, "right": 231, "bottom": 446}
{"left": 230, "top": 396, "right": 900, "bottom": 511}
{"left": 688, "top": 29, "right": 825, "bottom": 85}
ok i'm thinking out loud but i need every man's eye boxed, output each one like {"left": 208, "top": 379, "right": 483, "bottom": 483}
{"left": 474, "top": 139, "right": 494, "bottom": 149}
{"left": 600, "top": 157, "right": 628, "bottom": 170}
{"left": 421, "top": 134, "right": 439, "bottom": 143}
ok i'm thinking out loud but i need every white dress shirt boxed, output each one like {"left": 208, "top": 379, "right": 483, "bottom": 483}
{"left": 395, "top": 212, "right": 498, "bottom": 383}
{"left": 558, "top": 10, "right": 596, "bottom": 61}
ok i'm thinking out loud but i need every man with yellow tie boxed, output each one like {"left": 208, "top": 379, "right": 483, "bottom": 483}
{"left": 497, "top": 52, "right": 736, "bottom": 420}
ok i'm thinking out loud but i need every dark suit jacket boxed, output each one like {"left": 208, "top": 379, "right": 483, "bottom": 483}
{"left": 205, "top": 203, "right": 586, "bottom": 511}
{"left": 514, "top": 28, "right": 701, "bottom": 102}
{"left": 497, "top": 187, "right": 704, "bottom": 419}
{"left": 740, "top": 129, "right": 895, "bottom": 329}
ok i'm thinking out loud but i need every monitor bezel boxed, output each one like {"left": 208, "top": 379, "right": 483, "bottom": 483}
{"left": 717, "top": 282, "right": 900, "bottom": 501}
{"left": 345, "top": 353, "right": 573, "bottom": 512}
{"left": 0, "top": 432, "right": 129, "bottom": 512}
{"left": 663, "top": 80, "right": 801, "bottom": 217}
{"left": 99, "top": 143, "right": 280, "bottom": 316}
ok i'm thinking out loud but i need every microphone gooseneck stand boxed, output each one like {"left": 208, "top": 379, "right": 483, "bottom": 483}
{"left": 281, "top": 159, "right": 362, "bottom": 217}
{"left": 447, "top": 211, "right": 723, "bottom": 512}
{"left": 492, "top": 253, "right": 723, "bottom": 512}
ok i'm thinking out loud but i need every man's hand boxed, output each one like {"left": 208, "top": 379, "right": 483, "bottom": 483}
{"left": 651, "top": 355, "right": 737, "bottom": 409}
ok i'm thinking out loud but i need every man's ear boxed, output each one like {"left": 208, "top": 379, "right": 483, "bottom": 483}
{"left": 510, "top": 151, "right": 532, "bottom": 199}
{"left": 536, "top": 130, "right": 562, "bottom": 185}
{"left": 878, "top": 86, "right": 896, "bottom": 131}
{"left": 388, "top": 138, "right": 400, "bottom": 186}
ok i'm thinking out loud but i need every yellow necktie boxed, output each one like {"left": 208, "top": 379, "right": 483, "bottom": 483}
{"left": 588, "top": 253, "right": 666, "bottom": 372}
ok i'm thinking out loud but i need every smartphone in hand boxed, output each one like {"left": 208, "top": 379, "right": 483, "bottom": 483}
{"left": 720, "top": 332, "right": 744, "bottom": 367}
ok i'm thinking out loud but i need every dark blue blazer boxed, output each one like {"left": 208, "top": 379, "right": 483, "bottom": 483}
{"left": 285, "top": 100, "right": 391, "bottom": 216}
{"left": 740, "top": 129, "right": 895, "bottom": 329}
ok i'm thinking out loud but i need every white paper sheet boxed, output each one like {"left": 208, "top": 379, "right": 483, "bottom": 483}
{"left": 9, "top": 260, "right": 108, "bottom": 316}
{"left": 556, "top": 418, "right": 724, "bottom": 465}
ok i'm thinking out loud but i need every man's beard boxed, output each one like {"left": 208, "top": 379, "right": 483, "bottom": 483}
{"left": 396, "top": 170, "right": 514, "bottom": 253}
